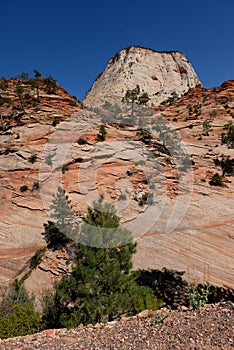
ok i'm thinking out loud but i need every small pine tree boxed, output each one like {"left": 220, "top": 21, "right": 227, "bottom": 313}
{"left": 80, "top": 195, "right": 132, "bottom": 247}
{"left": 49, "top": 187, "right": 74, "bottom": 235}
{"left": 96, "top": 125, "right": 107, "bottom": 141}
{"left": 33, "top": 69, "right": 42, "bottom": 78}
{"left": 203, "top": 120, "right": 212, "bottom": 136}
{"left": 43, "top": 75, "right": 57, "bottom": 94}
{"left": 42, "top": 187, "right": 76, "bottom": 249}
{"left": 3, "top": 279, "right": 34, "bottom": 307}
{"left": 42, "top": 196, "right": 160, "bottom": 328}
{"left": 122, "top": 85, "right": 141, "bottom": 117}
{"left": 138, "top": 92, "right": 150, "bottom": 105}
{"left": 221, "top": 122, "right": 234, "bottom": 148}
{"left": 209, "top": 173, "right": 223, "bottom": 186}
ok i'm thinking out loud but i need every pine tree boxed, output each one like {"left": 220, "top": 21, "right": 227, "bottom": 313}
{"left": 122, "top": 85, "right": 140, "bottom": 117}
{"left": 138, "top": 92, "right": 150, "bottom": 105}
{"left": 80, "top": 195, "right": 132, "bottom": 248}
{"left": 96, "top": 124, "right": 107, "bottom": 141}
{"left": 42, "top": 196, "right": 160, "bottom": 328}
{"left": 42, "top": 187, "right": 76, "bottom": 249}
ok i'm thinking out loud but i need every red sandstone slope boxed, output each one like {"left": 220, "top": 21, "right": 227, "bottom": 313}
{"left": 0, "top": 78, "right": 233, "bottom": 298}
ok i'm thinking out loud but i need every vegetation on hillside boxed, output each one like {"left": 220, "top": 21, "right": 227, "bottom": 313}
{"left": 0, "top": 187, "right": 233, "bottom": 339}
{"left": 42, "top": 194, "right": 160, "bottom": 329}
{"left": 0, "top": 280, "right": 43, "bottom": 339}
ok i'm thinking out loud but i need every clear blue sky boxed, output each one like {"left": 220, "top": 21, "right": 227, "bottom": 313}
{"left": 1, "top": 0, "right": 233, "bottom": 100}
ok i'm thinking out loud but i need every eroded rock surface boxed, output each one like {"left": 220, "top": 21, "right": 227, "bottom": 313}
{"left": 0, "top": 76, "right": 233, "bottom": 298}
{"left": 83, "top": 46, "right": 201, "bottom": 107}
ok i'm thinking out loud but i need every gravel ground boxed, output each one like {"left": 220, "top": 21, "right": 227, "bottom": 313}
{"left": 1, "top": 302, "right": 233, "bottom": 350}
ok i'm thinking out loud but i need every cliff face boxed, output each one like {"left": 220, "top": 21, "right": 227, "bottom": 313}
{"left": 83, "top": 46, "right": 201, "bottom": 107}
{"left": 0, "top": 68, "right": 233, "bottom": 300}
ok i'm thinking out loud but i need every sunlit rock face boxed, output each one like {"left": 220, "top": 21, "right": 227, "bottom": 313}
{"left": 83, "top": 46, "right": 201, "bottom": 107}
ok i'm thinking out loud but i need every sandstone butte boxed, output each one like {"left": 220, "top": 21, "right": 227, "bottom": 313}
{"left": 0, "top": 47, "right": 233, "bottom": 304}
{"left": 83, "top": 45, "right": 201, "bottom": 107}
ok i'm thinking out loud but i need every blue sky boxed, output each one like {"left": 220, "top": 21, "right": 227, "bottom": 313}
{"left": 1, "top": 0, "right": 234, "bottom": 100}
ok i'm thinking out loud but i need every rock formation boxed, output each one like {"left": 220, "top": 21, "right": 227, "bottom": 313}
{"left": 83, "top": 46, "right": 201, "bottom": 107}
{"left": 0, "top": 68, "right": 233, "bottom": 301}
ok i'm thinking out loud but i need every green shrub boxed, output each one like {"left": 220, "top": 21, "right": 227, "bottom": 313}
{"left": 0, "top": 96, "right": 12, "bottom": 106}
{"left": 32, "top": 182, "right": 40, "bottom": 191}
{"left": 214, "top": 156, "right": 234, "bottom": 176}
{"left": 20, "top": 185, "right": 28, "bottom": 192}
{"left": 194, "top": 103, "right": 202, "bottom": 116}
{"left": 203, "top": 120, "right": 212, "bottom": 135}
{"left": 0, "top": 77, "right": 8, "bottom": 90}
{"left": 28, "top": 154, "right": 37, "bottom": 164}
{"left": 30, "top": 248, "right": 46, "bottom": 269}
{"left": 52, "top": 117, "right": 59, "bottom": 127}
{"left": 77, "top": 137, "right": 87, "bottom": 145}
{"left": 189, "top": 283, "right": 209, "bottom": 309}
{"left": 43, "top": 76, "right": 57, "bottom": 94}
{"left": 0, "top": 304, "right": 42, "bottom": 339}
{"left": 221, "top": 122, "right": 234, "bottom": 148}
{"left": 96, "top": 125, "right": 107, "bottom": 141}
{"left": 3, "top": 279, "right": 34, "bottom": 307}
{"left": 41, "top": 187, "right": 74, "bottom": 250}
{"left": 209, "top": 173, "right": 223, "bottom": 186}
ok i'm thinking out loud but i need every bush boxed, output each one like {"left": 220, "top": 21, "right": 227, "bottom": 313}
{"left": 209, "top": 173, "right": 223, "bottom": 186}
{"left": 42, "top": 221, "right": 70, "bottom": 250}
{"left": 28, "top": 154, "right": 37, "bottom": 164}
{"left": 77, "top": 137, "right": 87, "bottom": 145}
{"left": 214, "top": 156, "right": 234, "bottom": 176}
{"left": 0, "top": 77, "right": 8, "bottom": 90}
{"left": 0, "top": 96, "right": 12, "bottom": 106}
{"left": 32, "top": 182, "right": 40, "bottom": 191}
{"left": 43, "top": 76, "right": 57, "bottom": 94}
{"left": 96, "top": 125, "right": 107, "bottom": 141}
{"left": 52, "top": 117, "right": 59, "bottom": 127}
{"left": 203, "top": 120, "right": 212, "bottom": 135}
{"left": 30, "top": 248, "right": 46, "bottom": 269}
{"left": 221, "top": 122, "right": 234, "bottom": 148}
{"left": 20, "top": 185, "right": 28, "bottom": 192}
{"left": 139, "top": 192, "right": 154, "bottom": 206}
{"left": 0, "top": 304, "right": 42, "bottom": 339}
{"left": 189, "top": 283, "right": 209, "bottom": 309}
{"left": 3, "top": 279, "right": 34, "bottom": 307}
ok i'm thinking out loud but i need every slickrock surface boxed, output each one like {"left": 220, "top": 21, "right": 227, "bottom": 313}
{"left": 0, "top": 77, "right": 233, "bottom": 298}
{"left": 83, "top": 46, "right": 200, "bottom": 107}
{"left": 1, "top": 302, "right": 233, "bottom": 349}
